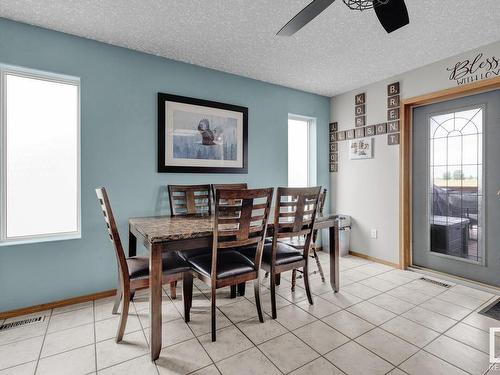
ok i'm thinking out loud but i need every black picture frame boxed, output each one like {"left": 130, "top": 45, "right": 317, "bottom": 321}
{"left": 158, "top": 93, "right": 248, "bottom": 173}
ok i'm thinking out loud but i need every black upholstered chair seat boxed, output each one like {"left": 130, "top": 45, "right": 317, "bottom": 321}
{"left": 240, "top": 242, "right": 303, "bottom": 266}
{"left": 188, "top": 251, "right": 255, "bottom": 279}
{"left": 127, "top": 252, "right": 191, "bottom": 279}
{"left": 177, "top": 248, "right": 211, "bottom": 260}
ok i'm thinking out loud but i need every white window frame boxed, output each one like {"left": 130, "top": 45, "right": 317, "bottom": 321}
{"left": 0, "top": 64, "right": 81, "bottom": 246}
{"left": 287, "top": 114, "right": 317, "bottom": 187}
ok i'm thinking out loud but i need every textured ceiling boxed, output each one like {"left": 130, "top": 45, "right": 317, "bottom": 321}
{"left": 1, "top": 0, "right": 499, "bottom": 96}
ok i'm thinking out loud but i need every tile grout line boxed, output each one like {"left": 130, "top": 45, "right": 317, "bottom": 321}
{"left": 32, "top": 308, "right": 53, "bottom": 374}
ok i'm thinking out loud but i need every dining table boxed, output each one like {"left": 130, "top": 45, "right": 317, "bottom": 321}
{"left": 128, "top": 212, "right": 339, "bottom": 361}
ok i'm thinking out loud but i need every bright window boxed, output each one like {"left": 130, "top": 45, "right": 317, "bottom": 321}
{"left": 288, "top": 115, "right": 316, "bottom": 187}
{"left": 0, "top": 66, "right": 80, "bottom": 245}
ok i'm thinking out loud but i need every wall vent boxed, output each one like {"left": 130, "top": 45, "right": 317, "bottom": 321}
{"left": 419, "top": 277, "right": 452, "bottom": 288}
{"left": 0, "top": 316, "right": 47, "bottom": 332}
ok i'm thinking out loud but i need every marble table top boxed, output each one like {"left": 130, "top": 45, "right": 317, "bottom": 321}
{"left": 129, "top": 213, "right": 336, "bottom": 244}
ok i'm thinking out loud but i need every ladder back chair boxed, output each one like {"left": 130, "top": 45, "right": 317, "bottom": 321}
{"left": 290, "top": 188, "right": 327, "bottom": 291}
{"left": 240, "top": 186, "right": 321, "bottom": 318}
{"left": 96, "top": 187, "right": 193, "bottom": 342}
{"left": 211, "top": 183, "right": 248, "bottom": 297}
{"left": 187, "top": 188, "right": 274, "bottom": 341}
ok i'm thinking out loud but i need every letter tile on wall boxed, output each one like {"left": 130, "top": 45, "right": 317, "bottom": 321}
{"left": 376, "top": 123, "right": 387, "bottom": 135}
{"left": 355, "top": 128, "right": 365, "bottom": 138}
{"left": 387, "top": 108, "right": 400, "bottom": 121}
{"left": 388, "top": 133, "right": 400, "bottom": 145}
{"left": 355, "top": 104, "right": 365, "bottom": 116}
{"left": 365, "top": 125, "right": 375, "bottom": 137}
{"left": 387, "top": 95, "right": 400, "bottom": 108}
{"left": 355, "top": 116, "right": 366, "bottom": 127}
{"left": 355, "top": 93, "right": 365, "bottom": 105}
{"left": 387, "top": 120, "right": 400, "bottom": 133}
{"left": 387, "top": 82, "right": 400, "bottom": 96}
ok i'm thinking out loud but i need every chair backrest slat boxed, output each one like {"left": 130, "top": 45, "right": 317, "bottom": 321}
{"left": 212, "top": 188, "right": 274, "bottom": 277}
{"left": 168, "top": 184, "right": 212, "bottom": 216}
{"left": 95, "top": 187, "right": 129, "bottom": 280}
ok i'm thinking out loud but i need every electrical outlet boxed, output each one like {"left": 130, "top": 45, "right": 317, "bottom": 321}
{"left": 371, "top": 229, "right": 378, "bottom": 239}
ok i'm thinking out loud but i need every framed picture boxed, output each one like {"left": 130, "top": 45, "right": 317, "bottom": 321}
{"left": 349, "top": 138, "right": 373, "bottom": 160}
{"left": 158, "top": 93, "right": 248, "bottom": 173}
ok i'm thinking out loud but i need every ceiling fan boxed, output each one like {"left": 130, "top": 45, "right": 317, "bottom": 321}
{"left": 277, "top": 0, "right": 409, "bottom": 36}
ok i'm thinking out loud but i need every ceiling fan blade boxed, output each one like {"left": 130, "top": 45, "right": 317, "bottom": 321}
{"left": 374, "top": 0, "right": 409, "bottom": 33}
{"left": 277, "top": 0, "right": 336, "bottom": 36}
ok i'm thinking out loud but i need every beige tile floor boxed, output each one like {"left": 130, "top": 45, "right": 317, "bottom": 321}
{"left": 1, "top": 253, "right": 500, "bottom": 375}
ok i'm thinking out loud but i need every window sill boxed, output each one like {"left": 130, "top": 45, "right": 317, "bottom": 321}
{"left": 0, "top": 232, "right": 81, "bottom": 247}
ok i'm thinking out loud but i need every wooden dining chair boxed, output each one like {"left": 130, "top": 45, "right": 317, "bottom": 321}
{"left": 187, "top": 187, "right": 274, "bottom": 341}
{"left": 211, "top": 183, "right": 248, "bottom": 297}
{"left": 96, "top": 187, "right": 193, "bottom": 342}
{"left": 240, "top": 187, "right": 321, "bottom": 319}
{"left": 289, "top": 188, "right": 327, "bottom": 291}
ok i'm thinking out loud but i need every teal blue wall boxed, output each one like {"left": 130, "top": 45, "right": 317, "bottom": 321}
{"left": 0, "top": 18, "right": 330, "bottom": 312}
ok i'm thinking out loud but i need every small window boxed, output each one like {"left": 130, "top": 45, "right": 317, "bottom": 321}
{"left": 0, "top": 66, "right": 80, "bottom": 245}
{"left": 288, "top": 115, "right": 316, "bottom": 187}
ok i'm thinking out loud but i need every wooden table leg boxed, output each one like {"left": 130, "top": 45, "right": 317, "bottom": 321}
{"left": 129, "top": 227, "right": 137, "bottom": 257}
{"left": 149, "top": 243, "right": 162, "bottom": 361}
{"left": 329, "top": 225, "right": 339, "bottom": 292}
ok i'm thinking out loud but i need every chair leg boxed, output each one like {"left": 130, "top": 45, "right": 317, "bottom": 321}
{"left": 112, "top": 287, "right": 122, "bottom": 315}
{"left": 129, "top": 290, "right": 136, "bottom": 302}
{"left": 170, "top": 281, "right": 177, "bottom": 299}
{"left": 275, "top": 273, "right": 281, "bottom": 286}
{"left": 182, "top": 273, "right": 193, "bottom": 323}
{"left": 238, "top": 282, "right": 246, "bottom": 296}
{"left": 303, "top": 265, "right": 314, "bottom": 305}
{"left": 230, "top": 285, "right": 237, "bottom": 298}
{"left": 270, "top": 271, "right": 277, "bottom": 319}
{"left": 313, "top": 248, "right": 325, "bottom": 282}
{"left": 291, "top": 269, "right": 297, "bottom": 292}
{"left": 211, "top": 287, "right": 217, "bottom": 342}
{"left": 253, "top": 279, "right": 264, "bottom": 323}
{"left": 115, "top": 286, "right": 130, "bottom": 343}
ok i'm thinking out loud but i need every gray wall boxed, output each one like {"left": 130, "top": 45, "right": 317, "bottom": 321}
{"left": 331, "top": 40, "right": 500, "bottom": 264}
{"left": 0, "top": 18, "right": 330, "bottom": 312}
